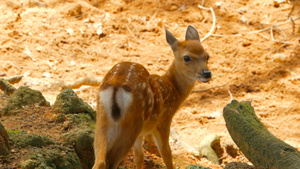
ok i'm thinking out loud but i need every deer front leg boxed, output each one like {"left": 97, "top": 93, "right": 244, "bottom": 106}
{"left": 133, "top": 136, "right": 145, "bottom": 169}
{"left": 152, "top": 123, "right": 173, "bottom": 169}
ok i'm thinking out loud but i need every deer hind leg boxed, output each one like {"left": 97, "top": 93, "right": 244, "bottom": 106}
{"left": 133, "top": 136, "right": 145, "bottom": 169}
{"left": 152, "top": 124, "right": 173, "bottom": 169}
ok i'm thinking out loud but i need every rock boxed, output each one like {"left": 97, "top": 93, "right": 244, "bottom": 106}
{"left": 224, "top": 162, "right": 254, "bottom": 169}
{"left": 63, "top": 127, "right": 95, "bottom": 168}
{"left": 2, "top": 86, "right": 49, "bottom": 115}
{"left": 67, "top": 113, "right": 93, "bottom": 124}
{"left": 56, "top": 114, "right": 66, "bottom": 123}
{"left": 8, "top": 130, "right": 55, "bottom": 148}
{"left": 53, "top": 88, "right": 96, "bottom": 120}
{"left": 0, "top": 122, "right": 10, "bottom": 156}
{"left": 21, "top": 145, "right": 83, "bottom": 169}
{"left": 186, "top": 165, "right": 211, "bottom": 169}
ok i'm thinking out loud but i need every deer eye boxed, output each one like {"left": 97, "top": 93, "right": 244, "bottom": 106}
{"left": 183, "top": 55, "right": 191, "bottom": 63}
{"left": 207, "top": 55, "right": 210, "bottom": 60}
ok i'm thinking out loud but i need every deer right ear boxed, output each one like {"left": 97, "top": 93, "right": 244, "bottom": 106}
{"left": 185, "top": 25, "right": 200, "bottom": 41}
{"left": 165, "top": 26, "right": 178, "bottom": 50}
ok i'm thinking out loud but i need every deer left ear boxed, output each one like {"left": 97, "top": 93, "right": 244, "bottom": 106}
{"left": 185, "top": 25, "right": 200, "bottom": 41}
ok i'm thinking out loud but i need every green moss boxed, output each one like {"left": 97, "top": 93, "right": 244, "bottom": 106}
{"left": 63, "top": 126, "right": 94, "bottom": 168}
{"left": 2, "top": 86, "right": 49, "bottom": 115}
{"left": 186, "top": 165, "right": 211, "bottom": 169}
{"left": 8, "top": 130, "right": 55, "bottom": 148}
{"left": 0, "top": 122, "right": 10, "bottom": 156}
{"left": 56, "top": 114, "right": 66, "bottom": 123}
{"left": 53, "top": 88, "right": 96, "bottom": 120}
{"left": 21, "top": 145, "right": 83, "bottom": 169}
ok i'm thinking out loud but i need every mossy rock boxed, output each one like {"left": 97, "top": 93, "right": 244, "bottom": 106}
{"left": 0, "top": 122, "right": 10, "bottom": 156}
{"left": 63, "top": 126, "right": 95, "bottom": 168}
{"left": 21, "top": 144, "right": 83, "bottom": 169}
{"left": 67, "top": 113, "right": 94, "bottom": 125}
{"left": 53, "top": 88, "right": 96, "bottom": 120}
{"left": 186, "top": 165, "right": 211, "bottom": 169}
{"left": 8, "top": 130, "right": 55, "bottom": 148}
{"left": 56, "top": 114, "right": 67, "bottom": 123}
{"left": 2, "top": 86, "right": 49, "bottom": 115}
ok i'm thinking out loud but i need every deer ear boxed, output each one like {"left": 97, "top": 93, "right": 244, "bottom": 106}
{"left": 185, "top": 25, "right": 200, "bottom": 41}
{"left": 165, "top": 26, "right": 178, "bottom": 50}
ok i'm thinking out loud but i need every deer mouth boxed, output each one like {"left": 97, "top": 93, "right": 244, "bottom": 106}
{"left": 196, "top": 73, "right": 211, "bottom": 83}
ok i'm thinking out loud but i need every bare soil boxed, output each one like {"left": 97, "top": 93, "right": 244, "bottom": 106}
{"left": 0, "top": 0, "right": 299, "bottom": 168}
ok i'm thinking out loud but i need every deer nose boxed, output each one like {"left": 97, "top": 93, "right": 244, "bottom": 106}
{"left": 202, "top": 70, "right": 211, "bottom": 79}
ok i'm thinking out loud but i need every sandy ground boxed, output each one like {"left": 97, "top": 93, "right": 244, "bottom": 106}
{"left": 0, "top": 0, "right": 299, "bottom": 168}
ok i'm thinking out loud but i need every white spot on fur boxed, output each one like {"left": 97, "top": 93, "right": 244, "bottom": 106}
{"left": 126, "top": 64, "right": 136, "bottom": 82}
{"left": 148, "top": 99, "right": 152, "bottom": 105}
{"left": 149, "top": 105, "right": 153, "bottom": 113}
{"left": 142, "top": 101, "right": 145, "bottom": 108}
{"left": 142, "top": 82, "right": 147, "bottom": 90}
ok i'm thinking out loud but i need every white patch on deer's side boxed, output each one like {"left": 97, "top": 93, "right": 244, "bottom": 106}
{"left": 142, "top": 82, "right": 147, "bottom": 90}
{"left": 99, "top": 87, "right": 114, "bottom": 119}
{"left": 116, "top": 87, "right": 132, "bottom": 116}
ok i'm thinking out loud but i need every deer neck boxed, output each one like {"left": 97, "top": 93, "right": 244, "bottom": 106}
{"left": 164, "top": 61, "right": 196, "bottom": 100}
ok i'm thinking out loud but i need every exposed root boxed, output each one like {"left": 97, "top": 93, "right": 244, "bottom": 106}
{"left": 4, "top": 75, "right": 24, "bottom": 84}
{"left": 199, "top": 134, "right": 221, "bottom": 165}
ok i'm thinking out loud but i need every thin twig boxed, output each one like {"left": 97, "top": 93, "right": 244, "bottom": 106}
{"left": 147, "top": 0, "right": 160, "bottom": 27}
{"left": 249, "top": 16, "right": 300, "bottom": 34}
{"left": 227, "top": 85, "right": 233, "bottom": 101}
{"left": 193, "top": 84, "right": 226, "bottom": 92}
{"left": 270, "top": 20, "right": 293, "bottom": 44}
{"left": 198, "top": 5, "right": 216, "bottom": 42}
{"left": 265, "top": 44, "right": 288, "bottom": 56}
{"left": 211, "top": 16, "right": 300, "bottom": 37}
{"left": 231, "top": 47, "right": 239, "bottom": 57}
{"left": 270, "top": 20, "right": 278, "bottom": 41}
{"left": 127, "top": 18, "right": 140, "bottom": 38}
{"left": 126, "top": 22, "right": 140, "bottom": 43}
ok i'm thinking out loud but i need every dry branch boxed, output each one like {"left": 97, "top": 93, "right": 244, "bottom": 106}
{"left": 270, "top": 20, "right": 293, "bottom": 44}
{"left": 198, "top": 5, "right": 216, "bottom": 42}
{"left": 223, "top": 100, "right": 300, "bottom": 169}
{"left": 193, "top": 84, "right": 226, "bottom": 92}
{"left": 212, "top": 16, "right": 300, "bottom": 38}
{"left": 62, "top": 77, "right": 103, "bottom": 89}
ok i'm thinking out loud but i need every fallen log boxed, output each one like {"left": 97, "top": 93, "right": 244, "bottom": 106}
{"left": 223, "top": 100, "right": 300, "bottom": 169}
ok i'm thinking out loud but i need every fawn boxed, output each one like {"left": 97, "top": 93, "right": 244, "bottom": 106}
{"left": 93, "top": 25, "right": 211, "bottom": 169}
